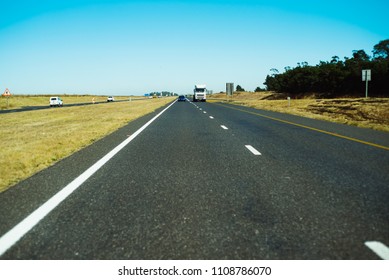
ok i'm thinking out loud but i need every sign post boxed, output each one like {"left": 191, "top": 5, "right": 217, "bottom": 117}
{"left": 362, "top": 69, "right": 371, "bottom": 98}
{"left": 2, "top": 88, "right": 12, "bottom": 109}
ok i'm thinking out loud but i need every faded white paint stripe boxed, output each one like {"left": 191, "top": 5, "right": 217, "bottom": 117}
{"left": 365, "top": 241, "right": 389, "bottom": 260}
{"left": 0, "top": 100, "right": 177, "bottom": 257}
{"left": 245, "top": 145, "right": 261, "bottom": 155}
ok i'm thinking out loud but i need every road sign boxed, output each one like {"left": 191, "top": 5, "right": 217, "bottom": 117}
{"left": 362, "top": 70, "right": 371, "bottom": 98}
{"left": 226, "top": 83, "right": 234, "bottom": 96}
{"left": 2, "top": 88, "right": 11, "bottom": 96}
{"left": 2, "top": 88, "right": 12, "bottom": 109}
{"left": 362, "top": 69, "right": 371, "bottom": 81}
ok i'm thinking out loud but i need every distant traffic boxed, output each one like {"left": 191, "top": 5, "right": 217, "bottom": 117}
{"left": 193, "top": 84, "right": 207, "bottom": 102}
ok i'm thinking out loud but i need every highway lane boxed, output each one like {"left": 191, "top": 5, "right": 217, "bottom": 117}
{"left": 0, "top": 100, "right": 388, "bottom": 259}
{"left": 0, "top": 99, "right": 137, "bottom": 114}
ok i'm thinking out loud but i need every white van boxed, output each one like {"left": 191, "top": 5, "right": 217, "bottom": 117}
{"left": 50, "top": 97, "right": 63, "bottom": 107}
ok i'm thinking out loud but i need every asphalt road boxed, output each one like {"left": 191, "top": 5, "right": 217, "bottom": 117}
{"left": 0, "top": 99, "right": 137, "bottom": 114}
{"left": 0, "top": 99, "right": 388, "bottom": 259}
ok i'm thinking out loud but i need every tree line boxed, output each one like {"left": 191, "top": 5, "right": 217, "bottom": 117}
{"left": 263, "top": 39, "right": 389, "bottom": 98}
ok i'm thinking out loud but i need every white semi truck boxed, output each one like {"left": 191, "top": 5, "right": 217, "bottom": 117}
{"left": 193, "top": 84, "right": 207, "bottom": 102}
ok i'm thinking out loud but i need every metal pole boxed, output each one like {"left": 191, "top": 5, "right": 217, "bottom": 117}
{"left": 365, "top": 72, "right": 368, "bottom": 98}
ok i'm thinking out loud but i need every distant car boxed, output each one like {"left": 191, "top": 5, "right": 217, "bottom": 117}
{"left": 107, "top": 96, "right": 115, "bottom": 102}
{"left": 178, "top": 95, "right": 186, "bottom": 102}
{"left": 49, "top": 97, "right": 63, "bottom": 107}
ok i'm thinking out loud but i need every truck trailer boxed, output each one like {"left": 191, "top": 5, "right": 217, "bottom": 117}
{"left": 193, "top": 84, "right": 207, "bottom": 102}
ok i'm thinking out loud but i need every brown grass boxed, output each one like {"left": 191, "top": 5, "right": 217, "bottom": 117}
{"left": 0, "top": 97, "right": 174, "bottom": 192}
{"left": 209, "top": 92, "right": 389, "bottom": 132}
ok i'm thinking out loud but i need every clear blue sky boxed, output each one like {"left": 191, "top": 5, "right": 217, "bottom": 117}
{"left": 0, "top": 0, "right": 388, "bottom": 95}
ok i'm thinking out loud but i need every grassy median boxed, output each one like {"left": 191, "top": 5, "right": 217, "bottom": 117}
{"left": 0, "top": 97, "right": 174, "bottom": 192}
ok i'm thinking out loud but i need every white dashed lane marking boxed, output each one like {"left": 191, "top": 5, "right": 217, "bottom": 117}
{"left": 365, "top": 241, "right": 389, "bottom": 259}
{"left": 245, "top": 145, "right": 262, "bottom": 155}
{"left": 221, "top": 125, "right": 228, "bottom": 130}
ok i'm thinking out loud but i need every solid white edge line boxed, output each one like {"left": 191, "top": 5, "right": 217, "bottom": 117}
{"left": 221, "top": 125, "right": 228, "bottom": 130}
{"left": 0, "top": 100, "right": 177, "bottom": 257}
{"left": 245, "top": 145, "right": 262, "bottom": 155}
{"left": 365, "top": 241, "right": 389, "bottom": 260}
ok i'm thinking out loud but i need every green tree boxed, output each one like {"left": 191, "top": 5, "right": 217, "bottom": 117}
{"left": 265, "top": 40, "right": 389, "bottom": 97}
{"left": 373, "top": 39, "right": 389, "bottom": 59}
{"left": 236, "top": 85, "right": 245, "bottom": 92}
{"left": 352, "top": 49, "right": 370, "bottom": 62}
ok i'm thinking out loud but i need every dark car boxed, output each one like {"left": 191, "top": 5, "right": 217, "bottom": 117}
{"left": 178, "top": 95, "right": 186, "bottom": 102}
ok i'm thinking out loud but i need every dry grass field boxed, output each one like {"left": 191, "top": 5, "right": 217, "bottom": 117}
{"left": 0, "top": 96, "right": 174, "bottom": 192}
{"left": 209, "top": 92, "right": 389, "bottom": 132}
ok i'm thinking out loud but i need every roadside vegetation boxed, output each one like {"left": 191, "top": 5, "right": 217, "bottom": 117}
{"left": 263, "top": 39, "right": 389, "bottom": 98}
{"left": 209, "top": 39, "right": 389, "bottom": 132}
{"left": 209, "top": 92, "right": 389, "bottom": 132}
{"left": 0, "top": 97, "right": 174, "bottom": 192}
